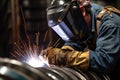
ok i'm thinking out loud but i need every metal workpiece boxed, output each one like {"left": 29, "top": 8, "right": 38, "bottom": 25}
{"left": 0, "top": 58, "right": 52, "bottom": 80}
{"left": 37, "top": 65, "right": 110, "bottom": 80}
{"left": 37, "top": 66, "right": 87, "bottom": 80}
{"left": 0, "top": 58, "right": 110, "bottom": 80}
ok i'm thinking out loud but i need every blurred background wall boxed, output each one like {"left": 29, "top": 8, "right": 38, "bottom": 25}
{"left": 0, "top": 0, "right": 64, "bottom": 58}
{"left": 0, "top": 0, "right": 119, "bottom": 58}
{"left": 92, "top": 0, "right": 120, "bottom": 9}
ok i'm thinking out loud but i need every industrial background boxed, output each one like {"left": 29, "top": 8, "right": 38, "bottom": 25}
{"left": 0, "top": 0, "right": 120, "bottom": 80}
{"left": 0, "top": 0, "right": 65, "bottom": 58}
{"left": 0, "top": 0, "right": 120, "bottom": 58}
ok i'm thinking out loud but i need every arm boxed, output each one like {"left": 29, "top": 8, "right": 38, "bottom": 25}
{"left": 90, "top": 21, "right": 120, "bottom": 73}
{"left": 43, "top": 19, "right": 120, "bottom": 73}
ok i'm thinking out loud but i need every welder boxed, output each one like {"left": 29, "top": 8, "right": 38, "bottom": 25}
{"left": 42, "top": 0, "right": 120, "bottom": 79}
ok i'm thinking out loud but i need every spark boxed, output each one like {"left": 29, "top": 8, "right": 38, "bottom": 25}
{"left": 24, "top": 55, "right": 49, "bottom": 68}
{"left": 11, "top": 33, "right": 61, "bottom": 68}
{"left": 11, "top": 7, "right": 61, "bottom": 68}
{"left": 53, "top": 38, "right": 61, "bottom": 47}
{"left": 43, "top": 30, "right": 48, "bottom": 42}
{"left": 11, "top": 40, "right": 49, "bottom": 68}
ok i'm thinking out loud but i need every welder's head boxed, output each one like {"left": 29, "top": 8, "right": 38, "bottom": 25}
{"left": 46, "top": 0, "right": 91, "bottom": 42}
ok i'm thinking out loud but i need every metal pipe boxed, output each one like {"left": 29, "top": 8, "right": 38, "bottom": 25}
{"left": 0, "top": 58, "right": 110, "bottom": 80}
{"left": 0, "top": 58, "right": 52, "bottom": 80}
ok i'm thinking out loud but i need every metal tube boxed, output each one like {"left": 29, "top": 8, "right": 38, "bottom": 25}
{"left": 0, "top": 58, "right": 110, "bottom": 80}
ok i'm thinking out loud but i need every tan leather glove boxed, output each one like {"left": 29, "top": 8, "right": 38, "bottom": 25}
{"left": 41, "top": 46, "right": 90, "bottom": 71}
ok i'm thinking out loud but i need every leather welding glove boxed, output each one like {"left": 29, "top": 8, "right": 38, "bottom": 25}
{"left": 41, "top": 46, "right": 90, "bottom": 71}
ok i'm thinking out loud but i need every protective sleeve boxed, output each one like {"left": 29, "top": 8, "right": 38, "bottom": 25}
{"left": 90, "top": 21, "right": 120, "bottom": 73}
{"left": 52, "top": 46, "right": 90, "bottom": 71}
{"left": 64, "top": 41, "right": 86, "bottom": 51}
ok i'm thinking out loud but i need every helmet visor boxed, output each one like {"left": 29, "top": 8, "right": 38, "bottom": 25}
{"left": 47, "top": 1, "right": 89, "bottom": 41}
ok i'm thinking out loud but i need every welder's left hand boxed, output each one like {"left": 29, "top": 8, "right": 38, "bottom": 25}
{"left": 41, "top": 46, "right": 90, "bottom": 71}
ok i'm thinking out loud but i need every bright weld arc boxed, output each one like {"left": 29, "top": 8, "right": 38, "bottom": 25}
{"left": 25, "top": 55, "right": 49, "bottom": 68}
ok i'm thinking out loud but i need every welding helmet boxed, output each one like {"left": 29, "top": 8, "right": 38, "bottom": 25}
{"left": 47, "top": 0, "right": 89, "bottom": 42}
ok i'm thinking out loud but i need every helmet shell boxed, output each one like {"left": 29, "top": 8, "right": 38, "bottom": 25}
{"left": 50, "top": 0, "right": 72, "bottom": 6}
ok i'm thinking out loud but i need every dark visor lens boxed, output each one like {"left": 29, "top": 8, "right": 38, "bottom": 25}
{"left": 47, "top": 1, "right": 89, "bottom": 41}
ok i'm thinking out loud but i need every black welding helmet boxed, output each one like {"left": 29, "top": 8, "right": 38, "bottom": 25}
{"left": 47, "top": 0, "right": 89, "bottom": 42}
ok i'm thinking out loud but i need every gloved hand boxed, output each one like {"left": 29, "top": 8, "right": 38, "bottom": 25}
{"left": 41, "top": 46, "right": 90, "bottom": 71}
{"left": 41, "top": 47, "right": 67, "bottom": 66}
{"left": 41, "top": 47, "right": 56, "bottom": 65}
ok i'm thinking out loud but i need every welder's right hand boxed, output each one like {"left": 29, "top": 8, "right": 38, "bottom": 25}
{"left": 41, "top": 47, "right": 56, "bottom": 65}
{"left": 41, "top": 46, "right": 90, "bottom": 71}
{"left": 41, "top": 46, "right": 73, "bottom": 66}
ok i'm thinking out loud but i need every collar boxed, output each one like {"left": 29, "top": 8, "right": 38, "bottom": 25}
{"left": 91, "top": 4, "right": 103, "bottom": 32}
{"left": 91, "top": 8, "right": 96, "bottom": 32}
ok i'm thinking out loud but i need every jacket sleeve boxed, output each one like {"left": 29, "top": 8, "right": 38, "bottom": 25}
{"left": 61, "top": 46, "right": 90, "bottom": 71}
{"left": 90, "top": 21, "right": 120, "bottom": 73}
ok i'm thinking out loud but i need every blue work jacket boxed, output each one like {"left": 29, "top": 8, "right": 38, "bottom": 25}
{"left": 90, "top": 4, "right": 120, "bottom": 79}
{"left": 65, "top": 4, "right": 120, "bottom": 79}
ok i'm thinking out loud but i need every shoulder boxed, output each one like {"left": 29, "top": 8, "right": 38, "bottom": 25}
{"left": 91, "top": 4, "right": 103, "bottom": 15}
{"left": 100, "top": 10, "right": 120, "bottom": 28}
{"left": 91, "top": 4, "right": 120, "bottom": 28}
